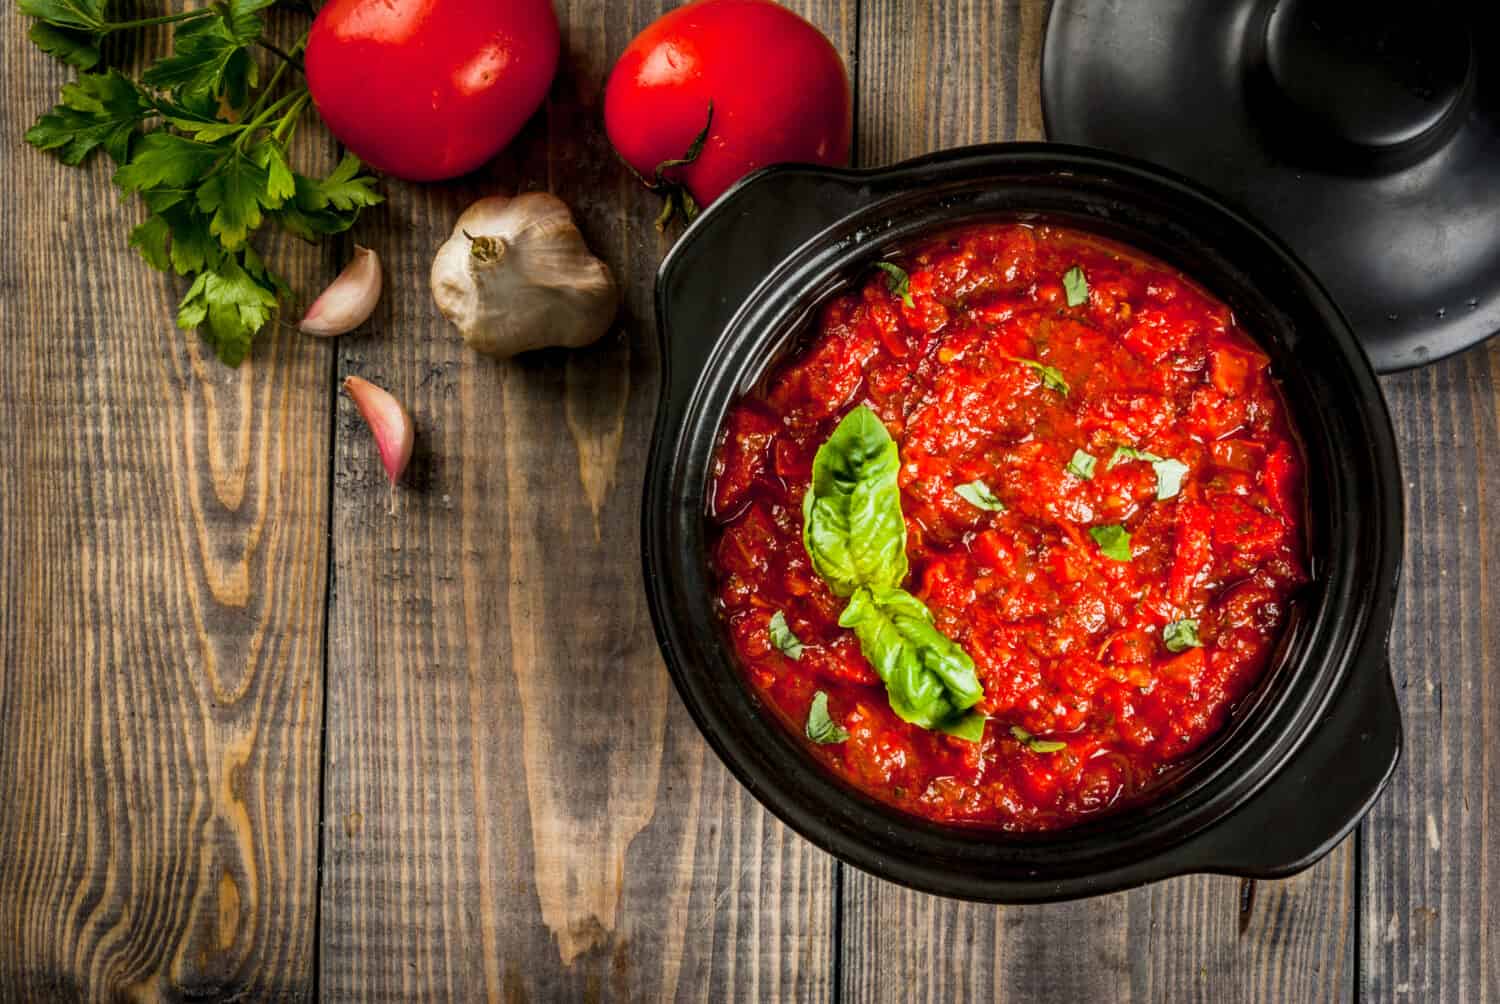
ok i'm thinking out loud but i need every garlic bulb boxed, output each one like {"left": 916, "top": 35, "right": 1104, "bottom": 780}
{"left": 430, "top": 193, "right": 618, "bottom": 357}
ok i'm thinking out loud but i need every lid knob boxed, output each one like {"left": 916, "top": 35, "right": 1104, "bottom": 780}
{"left": 1257, "top": 0, "right": 1472, "bottom": 167}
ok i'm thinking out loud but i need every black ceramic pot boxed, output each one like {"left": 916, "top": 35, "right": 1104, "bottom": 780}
{"left": 641, "top": 144, "right": 1403, "bottom": 902}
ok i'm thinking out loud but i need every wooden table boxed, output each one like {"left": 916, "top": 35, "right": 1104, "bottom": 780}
{"left": 2, "top": 0, "right": 1495, "bottom": 999}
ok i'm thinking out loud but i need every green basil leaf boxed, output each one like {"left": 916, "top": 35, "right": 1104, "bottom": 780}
{"left": 803, "top": 405, "right": 909, "bottom": 597}
{"left": 1063, "top": 265, "right": 1089, "bottom": 307}
{"left": 1089, "top": 524, "right": 1132, "bottom": 562}
{"left": 1163, "top": 618, "right": 1201, "bottom": 653}
{"left": 1109, "top": 445, "right": 1162, "bottom": 467}
{"left": 1010, "top": 724, "right": 1067, "bottom": 754}
{"left": 1110, "top": 446, "right": 1189, "bottom": 500}
{"left": 769, "top": 610, "right": 805, "bottom": 660}
{"left": 838, "top": 586, "right": 984, "bottom": 732}
{"left": 1067, "top": 449, "right": 1097, "bottom": 480}
{"left": 1152, "top": 458, "right": 1190, "bottom": 501}
{"left": 956, "top": 479, "right": 1005, "bottom": 512}
{"left": 1014, "top": 357, "right": 1070, "bottom": 395}
{"left": 939, "top": 711, "right": 987, "bottom": 742}
{"left": 806, "top": 691, "right": 849, "bottom": 744}
{"left": 875, "top": 261, "right": 914, "bottom": 308}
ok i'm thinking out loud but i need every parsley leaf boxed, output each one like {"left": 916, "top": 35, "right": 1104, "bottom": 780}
{"left": 1010, "top": 725, "right": 1067, "bottom": 754}
{"left": 25, "top": 71, "right": 147, "bottom": 165}
{"left": 196, "top": 151, "right": 275, "bottom": 249}
{"left": 159, "top": 204, "right": 222, "bottom": 275}
{"left": 875, "top": 261, "right": 915, "bottom": 308}
{"left": 806, "top": 691, "right": 849, "bottom": 745}
{"left": 1063, "top": 265, "right": 1089, "bottom": 307}
{"left": 128, "top": 214, "right": 172, "bottom": 271}
{"left": 28, "top": 21, "right": 100, "bottom": 69}
{"left": 176, "top": 252, "right": 280, "bottom": 366}
{"left": 769, "top": 611, "right": 805, "bottom": 660}
{"left": 1067, "top": 449, "right": 1097, "bottom": 480}
{"left": 1163, "top": 619, "right": 1202, "bottom": 653}
{"left": 312, "top": 154, "right": 384, "bottom": 211}
{"left": 18, "top": 0, "right": 106, "bottom": 34}
{"left": 1012, "top": 356, "right": 1070, "bottom": 395}
{"left": 253, "top": 142, "right": 296, "bottom": 205}
{"left": 956, "top": 480, "right": 1005, "bottom": 512}
{"left": 20, "top": 11, "right": 382, "bottom": 368}
{"left": 141, "top": 15, "right": 257, "bottom": 107}
{"left": 1090, "top": 524, "right": 1133, "bottom": 562}
{"left": 114, "top": 131, "right": 222, "bottom": 193}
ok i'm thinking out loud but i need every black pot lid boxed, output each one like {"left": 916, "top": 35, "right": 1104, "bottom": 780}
{"left": 1042, "top": 0, "right": 1500, "bottom": 371}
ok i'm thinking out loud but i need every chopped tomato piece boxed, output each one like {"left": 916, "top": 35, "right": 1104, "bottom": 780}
{"left": 1168, "top": 502, "right": 1214, "bottom": 605}
{"left": 1209, "top": 342, "right": 1269, "bottom": 396}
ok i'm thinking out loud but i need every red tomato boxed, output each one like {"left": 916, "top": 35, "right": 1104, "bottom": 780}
{"left": 604, "top": 0, "right": 852, "bottom": 213}
{"left": 306, "top": 0, "right": 559, "bottom": 182}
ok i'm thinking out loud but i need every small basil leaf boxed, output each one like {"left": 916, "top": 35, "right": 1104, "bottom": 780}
{"left": 806, "top": 691, "right": 850, "bottom": 744}
{"left": 838, "top": 586, "right": 984, "bottom": 731}
{"left": 769, "top": 610, "right": 804, "bottom": 660}
{"left": 1067, "top": 449, "right": 1097, "bottom": 480}
{"left": 956, "top": 479, "right": 1005, "bottom": 512}
{"left": 803, "top": 405, "right": 909, "bottom": 597}
{"left": 1108, "top": 445, "right": 1162, "bottom": 467}
{"left": 1009, "top": 724, "right": 1067, "bottom": 754}
{"left": 1089, "top": 524, "right": 1133, "bottom": 562}
{"left": 1110, "top": 446, "right": 1189, "bottom": 500}
{"left": 875, "top": 261, "right": 915, "bottom": 308}
{"left": 1063, "top": 265, "right": 1089, "bottom": 307}
{"left": 1013, "top": 357, "right": 1070, "bottom": 395}
{"left": 1152, "top": 458, "right": 1190, "bottom": 501}
{"left": 1163, "top": 618, "right": 1201, "bottom": 653}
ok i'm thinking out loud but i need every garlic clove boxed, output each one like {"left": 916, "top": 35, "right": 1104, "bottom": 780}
{"left": 301, "top": 245, "right": 383, "bottom": 336}
{"left": 343, "top": 375, "right": 413, "bottom": 484}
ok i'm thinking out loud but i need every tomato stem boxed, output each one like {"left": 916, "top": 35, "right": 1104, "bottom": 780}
{"left": 624, "top": 100, "right": 714, "bottom": 230}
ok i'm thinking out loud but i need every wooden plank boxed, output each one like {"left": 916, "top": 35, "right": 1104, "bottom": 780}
{"left": 317, "top": 1, "right": 852, "bottom": 998}
{"left": 842, "top": 2, "right": 1357, "bottom": 1001}
{"left": 1363, "top": 345, "right": 1499, "bottom": 1001}
{"left": 0, "top": 17, "right": 333, "bottom": 1001}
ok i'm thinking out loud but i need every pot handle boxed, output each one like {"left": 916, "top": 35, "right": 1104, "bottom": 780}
{"left": 1175, "top": 662, "right": 1402, "bottom": 877}
{"left": 654, "top": 167, "right": 871, "bottom": 423}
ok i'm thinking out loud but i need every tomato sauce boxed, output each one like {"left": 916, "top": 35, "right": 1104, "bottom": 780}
{"left": 707, "top": 222, "right": 1308, "bottom": 831}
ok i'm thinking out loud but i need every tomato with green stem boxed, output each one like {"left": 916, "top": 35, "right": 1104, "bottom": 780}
{"left": 604, "top": 0, "right": 852, "bottom": 223}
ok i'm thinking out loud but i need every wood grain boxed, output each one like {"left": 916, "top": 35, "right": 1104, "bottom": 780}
{"left": 843, "top": 2, "right": 1357, "bottom": 1001}
{"left": 316, "top": 2, "right": 850, "bottom": 999}
{"left": 0, "top": 13, "right": 334, "bottom": 1001}
{"left": 1363, "top": 343, "right": 1500, "bottom": 1001}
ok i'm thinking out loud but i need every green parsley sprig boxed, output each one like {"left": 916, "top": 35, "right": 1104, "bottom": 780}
{"left": 21, "top": 0, "right": 383, "bottom": 365}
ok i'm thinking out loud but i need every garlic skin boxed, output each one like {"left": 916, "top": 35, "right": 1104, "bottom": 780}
{"left": 301, "top": 245, "right": 382, "bottom": 337}
{"left": 343, "top": 375, "right": 413, "bottom": 484}
{"left": 430, "top": 193, "right": 618, "bottom": 357}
